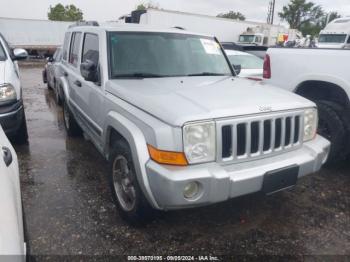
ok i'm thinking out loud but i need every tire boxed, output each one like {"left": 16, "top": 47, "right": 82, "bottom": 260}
{"left": 109, "top": 140, "right": 154, "bottom": 225}
{"left": 316, "top": 101, "right": 347, "bottom": 164}
{"left": 62, "top": 99, "right": 82, "bottom": 137}
{"left": 14, "top": 111, "right": 29, "bottom": 145}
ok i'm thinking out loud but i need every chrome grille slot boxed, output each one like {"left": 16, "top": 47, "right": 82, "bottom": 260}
{"left": 217, "top": 111, "right": 304, "bottom": 164}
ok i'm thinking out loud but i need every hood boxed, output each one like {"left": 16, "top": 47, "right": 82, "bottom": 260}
{"left": 0, "top": 61, "right": 5, "bottom": 85}
{"left": 316, "top": 43, "right": 345, "bottom": 49}
{"left": 106, "top": 76, "right": 314, "bottom": 126}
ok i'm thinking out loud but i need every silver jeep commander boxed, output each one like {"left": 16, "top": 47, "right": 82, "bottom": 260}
{"left": 59, "top": 22, "right": 330, "bottom": 223}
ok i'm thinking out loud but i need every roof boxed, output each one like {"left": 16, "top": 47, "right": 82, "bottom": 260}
{"left": 322, "top": 18, "right": 350, "bottom": 34}
{"left": 68, "top": 23, "right": 214, "bottom": 37}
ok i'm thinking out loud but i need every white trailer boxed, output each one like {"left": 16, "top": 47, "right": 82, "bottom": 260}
{"left": 0, "top": 17, "right": 72, "bottom": 54}
{"left": 121, "top": 9, "right": 290, "bottom": 46}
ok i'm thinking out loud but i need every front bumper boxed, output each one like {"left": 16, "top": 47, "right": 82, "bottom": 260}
{"left": 146, "top": 135, "right": 330, "bottom": 210}
{"left": 0, "top": 101, "right": 24, "bottom": 136}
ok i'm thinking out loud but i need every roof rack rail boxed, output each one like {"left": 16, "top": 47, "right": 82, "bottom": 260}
{"left": 69, "top": 21, "right": 99, "bottom": 28}
{"left": 173, "top": 26, "right": 186, "bottom": 30}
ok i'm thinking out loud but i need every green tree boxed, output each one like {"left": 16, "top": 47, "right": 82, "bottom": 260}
{"left": 48, "top": 3, "right": 84, "bottom": 21}
{"left": 217, "top": 11, "right": 246, "bottom": 21}
{"left": 278, "top": 0, "right": 324, "bottom": 35}
{"left": 136, "top": 2, "right": 159, "bottom": 11}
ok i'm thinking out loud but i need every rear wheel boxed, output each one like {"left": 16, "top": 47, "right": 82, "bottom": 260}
{"left": 316, "top": 101, "right": 347, "bottom": 164}
{"left": 109, "top": 140, "right": 154, "bottom": 225}
{"left": 63, "top": 99, "right": 82, "bottom": 137}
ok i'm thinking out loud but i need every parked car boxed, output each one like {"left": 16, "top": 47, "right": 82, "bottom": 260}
{"left": 0, "top": 125, "right": 26, "bottom": 260}
{"left": 59, "top": 22, "right": 330, "bottom": 224}
{"left": 42, "top": 47, "right": 63, "bottom": 105}
{"left": 225, "top": 50, "right": 263, "bottom": 79}
{"left": 263, "top": 48, "right": 350, "bottom": 164}
{"left": 0, "top": 33, "right": 28, "bottom": 143}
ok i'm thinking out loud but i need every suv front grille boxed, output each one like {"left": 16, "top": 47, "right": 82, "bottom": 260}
{"left": 217, "top": 111, "right": 304, "bottom": 164}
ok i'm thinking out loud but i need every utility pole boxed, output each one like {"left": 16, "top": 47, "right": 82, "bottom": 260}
{"left": 267, "top": 0, "right": 276, "bottom": 25}
{"left": 271, "top": 0, "right": 276, "bottom": 24}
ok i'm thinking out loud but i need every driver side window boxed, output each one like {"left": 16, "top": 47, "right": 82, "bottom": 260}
{"left": 82, "top": 33, "right": 99, "bottom": 65}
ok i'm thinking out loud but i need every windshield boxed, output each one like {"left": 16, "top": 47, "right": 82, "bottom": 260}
{"left": 318, "top": 34, "right": 347, "bottom": 43}
{"left": 239, "top": 35, "right": 255, "bottom": 43}
{"left": 227, "top": 54, "right": 263, "bottom": 69}
{"left": 108, "top": 32, "right": 232, "bottom": 78}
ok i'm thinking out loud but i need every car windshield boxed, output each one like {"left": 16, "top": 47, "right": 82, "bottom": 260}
{"left": 239, "top": 35, "right": 255, "bottom": 43}
{"left": 0, "top": 43, "right": 6, "bottom": 61}
{"left": 227, "top": 54, "right": 263, "bottom": 69}
{"left": 108, "top": 32, "right": 232, "bottom": 78}
{"left": 318, "top": 34, "right": 347, "bottom": 43}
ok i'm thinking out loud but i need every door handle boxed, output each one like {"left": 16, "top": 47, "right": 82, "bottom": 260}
{"left": 74, "top": 80, "right": 82, "bottom": 87}
{"left": 2, "top": 147, "right": 13, "bottom": 167}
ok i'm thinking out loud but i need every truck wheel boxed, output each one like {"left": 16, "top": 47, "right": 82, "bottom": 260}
{"left": 63, "top": 99, "right": 82, "bottom": 137}
{"left": 316, "top": 101, "right": 346, "bottom": 164}
{"left": 109, "top": 140, "right": 154, "bottom": 225}
{"left": 14, "top": 112, "right": 29, "bottom": 145}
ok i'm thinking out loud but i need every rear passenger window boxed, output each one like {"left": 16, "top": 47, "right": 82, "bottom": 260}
{"left": 82, "top": 33, "right": 99, "bottom": 65}
{"left": 62, "top": 32, "right": 71, "bottom": 61}
{"left": 69, "top": 32, "right": 82, "bottom": 67}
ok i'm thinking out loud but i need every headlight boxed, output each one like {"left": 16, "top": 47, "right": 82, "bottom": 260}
{"left": 183, "top": 121, "right": 216, "bottom": 164}
{"left": 304, "top": 108, "right": 318, "bottom": 142}
{"left": 0, "top": 84, "right": 17, "bottom": 104}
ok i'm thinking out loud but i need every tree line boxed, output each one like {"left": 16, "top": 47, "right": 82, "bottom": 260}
{"left": 47, "top": 0, "right": 341, "bottom": 36}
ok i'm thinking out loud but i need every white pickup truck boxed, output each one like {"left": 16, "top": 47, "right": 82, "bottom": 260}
{"left": 263, "top": 48, "right": 350, "bottom": 163}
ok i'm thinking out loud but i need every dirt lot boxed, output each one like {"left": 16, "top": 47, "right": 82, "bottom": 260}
{"left": 15, "top": 66, "right": 349, "bottom": 259}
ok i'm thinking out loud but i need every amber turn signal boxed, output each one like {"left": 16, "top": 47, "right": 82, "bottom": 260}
{"left": 147, "top": 145, "right": 188, "bottom": 166}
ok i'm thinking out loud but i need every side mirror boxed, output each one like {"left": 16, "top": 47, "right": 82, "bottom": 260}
{"left": 233, "top": 64, "right": 241, "bottom": 75}
{"left": 47, "top": 56, "right": 54, "bottom": 63}
{"left": 13, "top": 48, "right": 28, "bottom": 61}
{"left": 80, "top": 60, "right": 99, "bottom": 83}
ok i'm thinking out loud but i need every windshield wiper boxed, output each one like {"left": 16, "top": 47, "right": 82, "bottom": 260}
{"left": 113, "top": 73, "right": 169, "bottom": 79}
{"left": 187, "top": 72, "right": 229, "bottom": 76}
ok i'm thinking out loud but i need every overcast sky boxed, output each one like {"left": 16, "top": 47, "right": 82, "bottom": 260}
{"left": 0, "top": 0, "right": 349, "bottom": 24}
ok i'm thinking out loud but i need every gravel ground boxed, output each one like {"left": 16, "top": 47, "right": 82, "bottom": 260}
{"left": 15, "top": 67, "right": 350, "bottom": 260}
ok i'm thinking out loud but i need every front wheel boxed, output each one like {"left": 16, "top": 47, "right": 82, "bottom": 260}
{"left": 63, "top": 99, "right": 82, "bottom": 137}
{"left": 109, "top": 140, "right": 154, "bottom": 225}
{"left": 316, "top": 101, "right": 346, "bottom": 164}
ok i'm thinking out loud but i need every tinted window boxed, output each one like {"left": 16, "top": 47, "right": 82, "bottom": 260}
{"left": 62, "top": 32, "right": 71, "bottom": 61}
{"left": 227, "top": 54, "right": 263, "bottom": 69}
{"left": 319, "top": 34, "right": 347, "bottom": 43}
{"left": 108, "top": 32, "right": 231, "bottom": 78}
{"left": 82, "top": 33, "right": 99, "bottom": 65}
{"left": 0, "top": 43, "right": 6, "bottom": 61}
{"left": 347, "top": 37, "right": 350, "bottom": 44}
{"left": 69, "top": 32, "right": 82, "bottom": 67}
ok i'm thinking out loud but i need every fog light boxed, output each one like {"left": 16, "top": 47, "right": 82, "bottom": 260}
{"left": 183, "top": 181, "right": 200, "bottom": 199}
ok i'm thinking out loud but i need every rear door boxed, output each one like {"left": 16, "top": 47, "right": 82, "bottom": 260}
{"left": 65, "top": 31, "right": 84, "bottom": 116}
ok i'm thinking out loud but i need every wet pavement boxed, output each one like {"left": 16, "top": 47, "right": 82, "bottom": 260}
{"left": 15, "top": 67, "right": 350, "bottom": 257}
